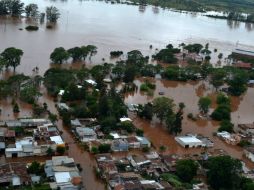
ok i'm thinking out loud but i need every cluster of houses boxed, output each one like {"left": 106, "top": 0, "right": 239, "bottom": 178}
{"left": 95, "top": 152, "right": 208, "bottom": 190}
{"left": 0, "top": 156, "right": 82, "bottom": 189}
{"left": 45, "top": 156, "right": 82, "bottom": 189}
{"left": 0, "top": 118, "right": 65, "bottom": 158}
{"left": 70, "top": 118, "right": 152, "bottom": 152}
{"left": 212, "top": 121, "right": 254, "bottom": 164}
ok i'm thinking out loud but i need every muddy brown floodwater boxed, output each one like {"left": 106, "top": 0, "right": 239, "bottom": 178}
{"left": 0, "top": 0, "right": 254, "bottom": 75}
{"left": 1, "top": 79, "right": 254, "bottom": 189}
{"left": 125, "top": 78, "right": 254, "bottom": 169}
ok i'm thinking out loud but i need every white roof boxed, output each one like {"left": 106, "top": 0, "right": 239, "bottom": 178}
{"left": 120, "top": 117, "right": 132, "bottom": 122}
{"left": 217, "top": 131, "right": 231, "bottom": 138}
{"left": 58, "top": 90, "right": 65, "bottom": 96}
{"left": 12, "top": 176, "right": 21, "bottom": 186}
{"left": 110, "top": 132, "right": 120, "bottom": 139}
{"left": 50, "top": 136, "right": 64, "bottom": 145}
{"left": 85, "top": 79, "right": 97, "bottom": 86}
{"left": 54, "top": 172, "right": 71, "bottom": 183}
{"left": 103, "top": 78, "right": 112, "bottom": 83}
{"left": 177, "top": 136, "right": 202, "bottom": 143}
{"left": 77, "top": 85, "right": 82, "bottom": 89}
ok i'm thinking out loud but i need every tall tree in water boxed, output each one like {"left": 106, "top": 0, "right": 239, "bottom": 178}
{"left": 46, "top": 6, "right": 60, "bottom": 22}
{"left": 1, "top": 47, "right": 23, "bottom": 72}
{"left": 25, "top": 3, "right": 39, "bottom": 18}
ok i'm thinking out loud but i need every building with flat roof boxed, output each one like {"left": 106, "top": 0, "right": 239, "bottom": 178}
{"left": 175, "top": 135, "right": 204, "bottom": 148}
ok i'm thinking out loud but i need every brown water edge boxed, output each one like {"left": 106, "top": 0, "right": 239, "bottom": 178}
{"left": 0, "top": 78, "right": 253, "bottom": 189}
{"left": 124, "top": 78, "right": 254, "bottom": 169}
{"left": 39, "top": 86, "right": 105, "bottom": 190}
{"left": 0, "top": 86, "right": 105, "bottom": 190}
{"left": 1, "top": 0, "right": 254, "bottom": 75}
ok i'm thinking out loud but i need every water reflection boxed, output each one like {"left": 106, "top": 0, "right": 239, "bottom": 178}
{"left": 227, "top": 20, "right": 241, "bottom": 29}
{"left": 138, "top": 5, "right": 146, "bottom": 13}
{"left": 245, "top": 22, "right": 254, "bottom": 31}
{"left": 152, "top": 6, "right": 159, "bottom": 14}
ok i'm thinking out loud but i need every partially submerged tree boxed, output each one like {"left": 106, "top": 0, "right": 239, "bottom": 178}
{"left": 1, "top": 47, "right": 23, "bottom": 72}
{"left": 50, "top": 47, "right": 69, "bottom": 64}
{"left": 198, "top": 96, "right": 211, "bottom": 115}
{"left": 46, "top": 6, "right": 60, "bottom": 22}
{"left": 25, "top": 3, "right": 39, "bottom": 18}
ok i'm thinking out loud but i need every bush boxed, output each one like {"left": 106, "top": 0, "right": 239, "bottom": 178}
{"left": 91, "top": 146, "right": 99, "bottom": 154}
{"left": 238, "top": 140, "right": 251, "bottom": 147}
{"left": 56, "top": 146, "right": 66, "bottom": 155}
{"left": 211, "top": 104, "right": 231, "bottom": 121}
{"left": 142, "top": 146, "right": 150, "bottom": 152}
{"left": 217, "top": 93, "right": 230, "bottom": 105}
{"left": 140, "top": 81, "right": 156, "bottom": 92}
{"left": 98, "top": 144, "right": 111, "bottom": 153}
{"left": 119, "top": 121, "right": 134, "bottom": 133}
{"left": 218, "top": 120, "right": 234, "bottom": 133}
{"left": 176, "top": 159, "right": 198, "bottom": 183}
{"left": 25, "top": 25, "right": 39, "bottom": 31}
{"left": 136, "top": 128, "right": 144, "bottom": 136}
{"left": 110, "top": 51, "right": 123, "bottom": 57}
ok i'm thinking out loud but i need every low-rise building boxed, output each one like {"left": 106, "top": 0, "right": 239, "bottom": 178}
{"left": 95, "top": 154, "right": 118, "bottom": 180}
{"left": 238, "top": 123, "right": 254, "bottom": 135}
{"left": 217, "top": 131, "right": 241, "bottom": 145}
{"left": 126, "top": 136, "right": 141, "bottom": 149}
{"left": 136, "top": 136, "right": 151, "bottom": 148}
{"left": 76, "top": 127, "right": 97, "bottom": 142}
{"left": 111, "top": 139, "right": 129, "bottom": 152}
{"left": 244, "top": 147, "right": 254, "bottom": 163}
{"left": 44, "top": 156, "right": 82, "bottom": 189}
{"left": 0, "top": 163, "right": 31, "bottom": 186}
{"left": 127, "top": 155, "right": 151, "bottom": 168}
{"left": 175, "top": 135, "right": 204, "bottom": 148}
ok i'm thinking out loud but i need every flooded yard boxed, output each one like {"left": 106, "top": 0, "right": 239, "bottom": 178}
{"left": 125, "top": 78, "right": 254, "bottom": 168}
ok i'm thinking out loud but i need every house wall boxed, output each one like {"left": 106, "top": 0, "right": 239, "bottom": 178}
{"left": 128, "top": 142, "right": 140, "bottom": 149}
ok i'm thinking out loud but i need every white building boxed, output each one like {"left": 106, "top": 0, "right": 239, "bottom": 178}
{"left": 175, "top": 135, "right": 204, "bottom": 148}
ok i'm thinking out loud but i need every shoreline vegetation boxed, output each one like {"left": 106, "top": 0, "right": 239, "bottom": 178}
{"left": 0, "top": 0, "right": 254, "bottom": 25}
{"left": 125, "top": 0, "right": 254, "bottom": 23}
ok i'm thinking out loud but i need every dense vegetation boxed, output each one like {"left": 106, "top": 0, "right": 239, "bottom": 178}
{"left": 0, "top": 0, "right": 60, "bottom": 23}
{"left": 131, "top": 0, "right": 254, "bottom": 14}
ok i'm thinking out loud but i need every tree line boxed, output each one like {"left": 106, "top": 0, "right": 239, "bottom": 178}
{"left": 0, "top": 0, "right": 60, "bottom": 22}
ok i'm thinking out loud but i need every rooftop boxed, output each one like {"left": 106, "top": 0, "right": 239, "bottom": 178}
{"left": 176, "top": 136, "right": 202, "bottom": 144}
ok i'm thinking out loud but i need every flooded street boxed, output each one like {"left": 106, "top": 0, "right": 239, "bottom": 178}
{"left": 0, "top": 0, "right": 254, "bottom": 75}
{"left": 1, "top": 0, "right": 254, "bottom": 189}
{"left": 0, "top": 87, "right": 105, "bottom": 190}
